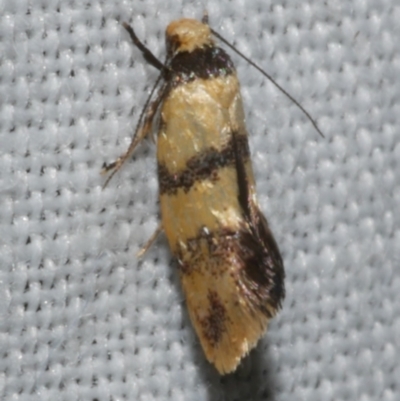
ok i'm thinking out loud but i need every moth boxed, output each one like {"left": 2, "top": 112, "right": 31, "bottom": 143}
{"left": 103, "top": 17, "right": 322, "bottom": 374}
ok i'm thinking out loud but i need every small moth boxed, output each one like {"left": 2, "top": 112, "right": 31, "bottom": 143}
{"left": 103, "top": 17, "right": 322, "bottom": 374}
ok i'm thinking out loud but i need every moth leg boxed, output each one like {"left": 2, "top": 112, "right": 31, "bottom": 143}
{"left": 101, "top": 81, "right": 166, "bottom": 188}
{"left": 101, "top": 105, "right": 153, "bottom": 187}
{"left": 137, "top": 224, "right": 163, "bottom": 257}
{"left": 202, "top": 9, "right": 209, "bottom": 25}
{"left": 101, "top": 21, "right": 170, "bottom": 188}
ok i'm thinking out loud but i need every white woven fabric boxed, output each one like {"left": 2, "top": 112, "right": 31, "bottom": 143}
{"left": 0, "top": 0, "right": 398, "bottom": 400}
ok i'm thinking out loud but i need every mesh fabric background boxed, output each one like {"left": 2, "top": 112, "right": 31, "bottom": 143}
{"left": 0, "top": 0, "right": 398, "bottom": 400}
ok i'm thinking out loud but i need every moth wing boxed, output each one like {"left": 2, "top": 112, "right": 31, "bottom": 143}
{"left": 178, "top": 128, "right": 284, "bottom": 374}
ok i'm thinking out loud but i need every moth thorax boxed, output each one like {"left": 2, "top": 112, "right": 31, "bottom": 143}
{"left": 166, "top": 18, "right": 214, "bottom": 55}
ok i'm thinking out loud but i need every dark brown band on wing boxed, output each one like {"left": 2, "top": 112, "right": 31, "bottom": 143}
{"left": 158, "top": 133, "right": 250, "bottom": 195}
{"left": 168, "top": 45, "right": 235, "bottom": 86}
{"left": 231, "top": 126, "right": 252, "bottom": 221}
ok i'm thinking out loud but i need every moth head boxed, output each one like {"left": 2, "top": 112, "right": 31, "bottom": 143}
{"left": 166, "top": 18, "right": 214, "bottom": 56}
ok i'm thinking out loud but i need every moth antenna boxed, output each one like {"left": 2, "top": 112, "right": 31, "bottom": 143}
{"left": 210, "top": 28, "right": 325, "bottom": 138}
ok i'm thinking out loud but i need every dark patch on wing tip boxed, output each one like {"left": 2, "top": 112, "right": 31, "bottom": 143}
{"left": 200, "top": 290, "right": 227, "bottom": 347}
{"left": 239, "top": 222, "right": 285, "bottom": 315}
{"left": 177, "top": 221, "right": 285, "bottom": 317}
